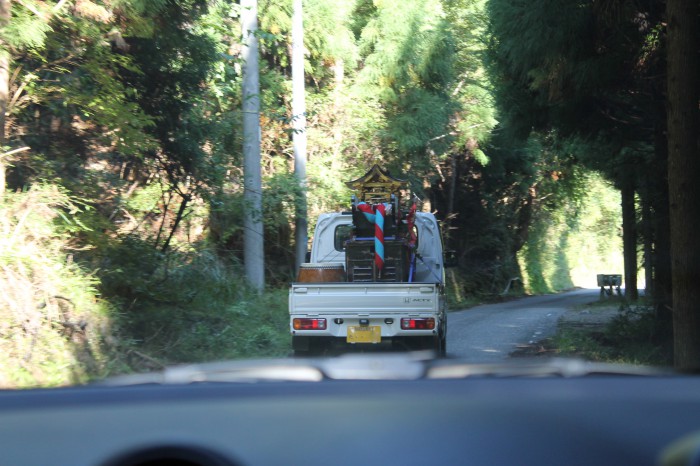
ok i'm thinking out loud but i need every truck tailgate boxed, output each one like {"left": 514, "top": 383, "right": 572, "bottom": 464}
{"left": 289, "top": 283, "right": 438, "bottom": 315}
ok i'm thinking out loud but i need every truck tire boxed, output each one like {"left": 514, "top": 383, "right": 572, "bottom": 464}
{"left": 292, "top": 336, "right": 326, "bottom": 357}
{"left": 431, "top": 335, "right": 442, "bottom": 355}
{"left": 404, "top": 336, "right": 440, "bottom": 353}
{"left": 426, "top": 334, "right": 446, "bottom": 357}
{"left": 292, "top": 336, "right": 312, "bottom": 357}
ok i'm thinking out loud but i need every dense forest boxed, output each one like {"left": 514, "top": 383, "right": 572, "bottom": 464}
{"left": 0, "top": 0, "right": 697, "bottom": 387}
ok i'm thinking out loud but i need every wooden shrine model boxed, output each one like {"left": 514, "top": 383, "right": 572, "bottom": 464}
{"left": 344, "top": 165, "right": 416, "bottom": 282}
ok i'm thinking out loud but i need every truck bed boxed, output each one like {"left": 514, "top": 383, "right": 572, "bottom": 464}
{"left": 290, "top": 282, "right": 439, "bottom": 315}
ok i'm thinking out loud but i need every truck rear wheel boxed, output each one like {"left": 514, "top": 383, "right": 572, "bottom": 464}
{"left": 427, "top": 334, "right": 446, "bottom": 357}
{"left": 402, "top": 336, "right": 442, "bottom": 354}
{"left": 292, "top": 336, "right": 311, "bottom": 357}
{"left": 292, "top": 336, "right": 327, "bottom": 357}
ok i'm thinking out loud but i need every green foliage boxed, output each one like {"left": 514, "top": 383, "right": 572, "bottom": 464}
{"left": 123, "top": 1, "right": 223, "bottom": 180}
{"left": 518, "top": 170, "right": 623, "bottom": 294}
{"left": 0, "top": 0, "right": 657, "bottom": 386}
{"left": 61, "top": 51, "right": 158, "bottom": 159}
{"left": 2, "top": 7, "right": 52, "bottom": 51}
{"left": 263, "top": 171, "right": 301, "bottom": 225}
{"left": 554, "top": 300, "right": 672, "bottom": 366}
{"left": 98, "top": 239, "right": 290, "bottom": 366}
{"left": 112, "top": 0, "right": 171, "bottom": 37}
{"left": 484, "top": 0, "right": 663, "bottom": 193}
{"left": 304, "top": 0, "right": 358, "bottom": 75}
{"left": 445, "top": 268, "right": 491, "bottom": 309}
{"left": 353, "top": 0, "right": 458, "bottom": 165}
{"left": 0, "top": 186, "right": 117, "bottom": 388}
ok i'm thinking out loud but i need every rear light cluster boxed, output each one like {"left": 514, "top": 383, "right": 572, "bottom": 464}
{"left": 401, "top": 318, "right": 435, "bottom": 330}
{"left": 293, "top": 318, "right": 327, "bottom": 330}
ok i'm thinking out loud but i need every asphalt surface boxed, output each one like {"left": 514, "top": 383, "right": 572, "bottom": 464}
{"left": 447, "top": 288, "right": 600, "bottom": 362}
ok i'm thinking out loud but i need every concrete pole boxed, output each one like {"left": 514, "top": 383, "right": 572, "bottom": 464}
{"left": 241, "top": 0, "right": 265, "bottom": 290}
{"left": 292, "top": 0, "right": 308, "bottom": 272}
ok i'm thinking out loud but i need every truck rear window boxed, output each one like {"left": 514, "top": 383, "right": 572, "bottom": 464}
{"left": 334, "top": 225, "right": 353, "bottom": 251}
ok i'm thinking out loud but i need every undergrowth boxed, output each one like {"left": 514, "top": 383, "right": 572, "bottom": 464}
{"left": 97, "top": 237, "right": 291, "bottom": 373}
{"left": 0, "top": 186, "right": 116, "bottom": 388}
{"left": 445, "top": 267, "right": 524, "bottom": 310}
{"left": 553, "top": 300, "right": 672, "bottom": 366}
{"left": 0, "top": 187, "right": 291, "bottom": 389}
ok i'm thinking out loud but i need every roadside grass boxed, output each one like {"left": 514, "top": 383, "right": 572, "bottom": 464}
{"left": 123, "top": 287, "right": 292, "bottom": 368}
{"left": 76, "top": 228, "right": 296, "bottom": 378}
{"left": 446, "top": 268, "right": 526, "bottom": 311}
{"left": 551, "top": 297, "right": 672, "bottom": 367}
{"left": 0, "top": 186, "right": 117, "bottom": 388}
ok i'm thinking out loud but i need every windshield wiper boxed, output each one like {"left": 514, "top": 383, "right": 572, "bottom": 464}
{"left": 100, "top": 352, "right": 434, "bottom": 385}
{"left": 101, "top": 359, "right": 326, "bottom": 385}
{"left": 426, "top": 357, "right": 669, "bottom": 379}
{"left": 99, "top": 354, "right": 668, "bottom": 386}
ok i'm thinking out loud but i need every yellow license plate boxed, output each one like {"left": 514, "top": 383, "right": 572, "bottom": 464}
{"left": 347, "top": 326, "right": 381, "bottom": 344}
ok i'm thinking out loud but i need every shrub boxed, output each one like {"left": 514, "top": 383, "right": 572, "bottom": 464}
{"left": 0, "top": 186, "right": 117, "bottom": 388}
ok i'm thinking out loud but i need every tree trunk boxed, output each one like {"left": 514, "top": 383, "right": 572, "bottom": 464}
{"left": 512, "top": 184, "right": 535, "bottom": 254}
{"left": 620, "top": 175, "right": 638, "bottom": 301}
{"left": 241, "top": 0, "right": 265, "bottom": 291}
{"left": 154, "top": 191, "right": 172, "bottom": 248}
{"left": 666, "top": 0, "right": 700, "bottom": 370}
{"left": 653, "top": 121, "right": 673, "bottom": 324}
{"left": 292, "top": 0, "right": 308, "bottom": 273}
{"left": 0, "top": 0, "right": 11, "bottom": 196}
{"left": 331, "top": 58, "right": 343, "bottom": 172}
{"left": 161, "top": 194, "right": 190, "bottom": 253}
{"left": 447, "top": 153, "right": 457, "bottom": 218}
{"left": 641, "top": 186, "right": 653, "bottom": 297}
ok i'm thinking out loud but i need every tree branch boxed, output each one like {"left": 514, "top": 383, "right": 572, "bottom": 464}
{"left": 16, "top": 0, "right": 42, "bottom": 17}
{"left": 1, "top": 146, "right": 30, "bottom": 160}
{"left": 53, "top": 0, "right": 70, "bottom": 12}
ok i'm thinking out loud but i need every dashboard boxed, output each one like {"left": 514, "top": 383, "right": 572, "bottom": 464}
{"left": 2, "top": 358, "right": 700, "bottom": 466}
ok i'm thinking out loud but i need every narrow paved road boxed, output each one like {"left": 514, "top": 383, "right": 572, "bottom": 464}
{"left": 447, "top": 288, "right": 599, "bottom": 362}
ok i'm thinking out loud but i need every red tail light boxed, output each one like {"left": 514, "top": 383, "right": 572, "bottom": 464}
{"left": 401, "top": 318, "right": 435, "bottom": 330}
{"left": 293, "top": 318, "right": 327, "bottom": 330}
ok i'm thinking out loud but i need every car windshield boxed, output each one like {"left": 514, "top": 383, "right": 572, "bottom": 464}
{"left": 0, "top": 0, "right": 695, "bottom": 390}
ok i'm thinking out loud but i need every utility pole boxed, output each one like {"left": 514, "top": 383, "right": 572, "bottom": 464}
{"left": 241, "top": 0, "right": 265, "bottom": 291}
{"left": 292, "top": 0, "right": 308, "bottom": 272}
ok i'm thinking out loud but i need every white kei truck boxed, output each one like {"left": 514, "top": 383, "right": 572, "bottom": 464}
{"left": 289, "top": 166, "right": 449, "bottom": 356}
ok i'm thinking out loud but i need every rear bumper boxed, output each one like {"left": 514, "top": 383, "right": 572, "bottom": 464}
{"left": 290, "top": 314, "right": 442, "bottom": 338}
{"left": 291, "top": 335, "right": 439, "bottom": 352}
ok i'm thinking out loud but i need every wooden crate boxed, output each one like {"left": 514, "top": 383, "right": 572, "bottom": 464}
{"left": 345, "top": 239, "right": 409, "bottom": 282}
